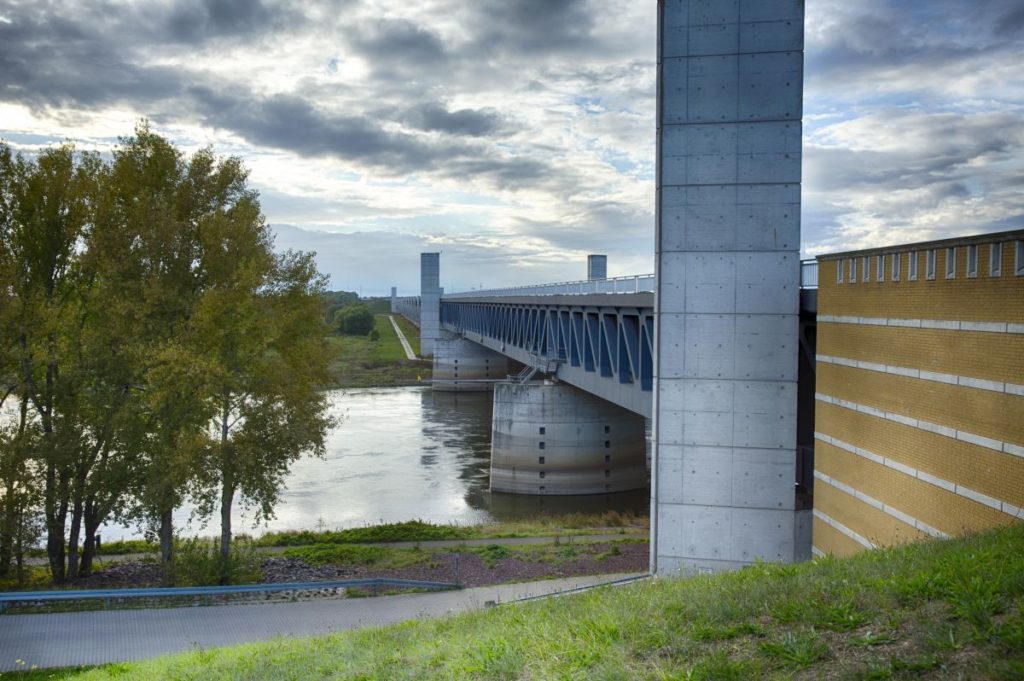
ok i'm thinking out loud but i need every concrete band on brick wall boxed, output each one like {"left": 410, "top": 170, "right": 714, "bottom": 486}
{"left": 815, "top": 393, "right": 1024, "bottom": 459}
{"left": 653, "top": 0, "right": 807, "bottom": 574}
{"left": 815, "top": 433, "right": 1024, "bottom": 520}
{"left": 819, "top": 315, "right": 1024, "bottom": 335}
{"left": 816, "top": 355, "right": 1024, "bottom": 397}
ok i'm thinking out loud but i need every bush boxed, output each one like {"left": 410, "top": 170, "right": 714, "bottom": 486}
{"left": 335, "top": 303, "right": 375, "bottom": 335}
{"left": 368, "top": 328, "right": 381, "bottom": 341}
{"left": 171, "top": 536, "right": 262, "bottom": 586}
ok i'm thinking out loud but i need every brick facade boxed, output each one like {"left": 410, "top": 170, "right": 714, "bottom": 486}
{"left": 813, "top": 229, "right": 1024, "bottom": 557}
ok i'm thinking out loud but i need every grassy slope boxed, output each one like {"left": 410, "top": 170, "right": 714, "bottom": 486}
{"left": 39, "top": 524, "right": 1024, "bottom": 680}
{"left": 325, "top": 315, "right": 430, "bottom": 388}
{"left": 392, "top": 313, "right": 421, "bottom": 357}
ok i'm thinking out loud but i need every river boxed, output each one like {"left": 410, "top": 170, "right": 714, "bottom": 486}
{"left": 102, "top": 387, "right": 650, "bottom": 541}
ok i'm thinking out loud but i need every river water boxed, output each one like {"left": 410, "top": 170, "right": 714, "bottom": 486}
{"left": 102, "top": 387, "right": 650, "bottom": 541}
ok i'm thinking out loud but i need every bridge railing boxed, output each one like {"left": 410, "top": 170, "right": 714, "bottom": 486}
{"left": 446, "top": 261, "right": 817, "bottom": 299}
{"left": 446, "top": 274, "right": 656, "bottom": 298}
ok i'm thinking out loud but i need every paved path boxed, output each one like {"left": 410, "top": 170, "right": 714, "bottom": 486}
{"left": 0, "top": 573, "right": 647, "bottom": 671}
{"left": 388, "top": 315, "right": 417, "bottom": 359}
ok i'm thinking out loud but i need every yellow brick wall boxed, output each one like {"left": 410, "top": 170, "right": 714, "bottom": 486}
{"left": 811, "top": 516, "right": 863, "bottom": 558}
{"left": 815, "top": 401, "right": 1024, "bottom": 508}
{"left": 818, "top": 241, "right": 1024, "bottom": 321}
{"left": 819, "top": 323, "right": 1024, "bottom": 385}
{"left": 815, "top": 481, "right": 926, "bottom": 547}
{"left": 816, "top": 442, "right": 1013, "bottom": 535}
{"left": 813, "top": 232, "right": 1024, "bottom": 558}
{"left": 817, "top": 362, "right": 1023, "bottom": 445}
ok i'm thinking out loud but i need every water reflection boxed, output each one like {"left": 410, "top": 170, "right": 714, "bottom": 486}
{"left": 100, "top": 387, "right": 649, "bottom": 540}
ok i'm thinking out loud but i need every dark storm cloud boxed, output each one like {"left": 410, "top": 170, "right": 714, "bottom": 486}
{"left": 467, "top": 0, "right": 596, "bottom": 54}
{"left": 807, "top": 0, "right": 1024, "bottom": 94}
{"left": 347, "top": 18, "right": 449, "bottom": 65}
{"left": 162, "top": 0, "right": 302, "bottom": 43}
{"left": 405, "top": 103, "right": 507, "bottom": 137}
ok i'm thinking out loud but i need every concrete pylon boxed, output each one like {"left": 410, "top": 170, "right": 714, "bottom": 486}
{"left": 652, "top": 0, "right": 810, "bottom": 574}
{"left": 587, "top": 255, "right": 608, "bottom": 281}
{"left": 390, "top": 286, "right": 397, "bottom": 313}
{"left": 420, "top": 253, "right": 441, "bottom": 356}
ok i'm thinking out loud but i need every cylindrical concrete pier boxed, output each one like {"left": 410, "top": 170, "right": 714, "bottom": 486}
{"left": 433, "top": 338, "right": 509, "bottom": 392}
{"left": 490, "top": 381, "right": 647, "bottom": 495}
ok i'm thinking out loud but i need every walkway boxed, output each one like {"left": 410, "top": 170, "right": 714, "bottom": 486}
{"left": 388, "top": 315, "right": 417, "bottom": 360}
{"left": 0, "top": 572, "right": 646, "bottom": 671}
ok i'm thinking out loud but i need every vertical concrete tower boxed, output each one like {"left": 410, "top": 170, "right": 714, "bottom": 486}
{"left": 390, "top": 286, "right": 397, "bottom": 313}
{"left": 587, "top": 255, "right": 608, "bottom": 281}
{"left": 653, "top": 0, "right": 808, "bottom": 573}
{"left": 420, "top": 253, "right": 442, "bottom": 357}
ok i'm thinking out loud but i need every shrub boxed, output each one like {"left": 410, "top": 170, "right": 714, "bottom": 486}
{"left": 335, "top": 303, "right": 375, "bottom": 335}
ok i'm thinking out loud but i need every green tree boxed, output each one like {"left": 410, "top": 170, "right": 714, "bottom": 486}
{"left": 187, "top": 199, "right": 334, "bottom": 579}
{"left": 335, "top": 303, "right": 375, "bottom": 335}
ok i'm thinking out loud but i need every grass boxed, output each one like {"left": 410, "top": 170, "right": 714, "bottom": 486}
{"left": 454, "top": 540, "right": 641, "bottom": 569}
{"left": 255, "top": 513, "right": 648, "bottom": 548}
{"left": 44, "top": 523, "right": 1024, "bottom": 679}
{"left": 325, "top": 315, "right": 431, "bottom": 388}
{"left": 281, "top": 544, "right": 437, "bottom": 570}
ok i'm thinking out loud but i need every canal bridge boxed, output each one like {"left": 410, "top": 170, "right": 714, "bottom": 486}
{"left": 392, "top": 0, "right": 812, "bottom": 575}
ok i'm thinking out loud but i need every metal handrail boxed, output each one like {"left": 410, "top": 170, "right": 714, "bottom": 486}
{"left": 447, "top": 273, "right": 656, "bottom": 299}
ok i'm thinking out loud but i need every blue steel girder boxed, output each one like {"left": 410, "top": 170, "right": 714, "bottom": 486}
{"left": 440, "top": 293, "right": 654, "bottom": 417}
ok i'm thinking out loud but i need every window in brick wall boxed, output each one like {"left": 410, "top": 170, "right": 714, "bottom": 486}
{"left": 876, "top": 255, "right": 884, "bottom": 281}
{"left": 945, "top": 247, "right": 956, "bottom": 279}
{"left": 991, "top": 242, "right": 1002, "bottom": 276}
{"left": 967, "top": 244, "right": 978, "bottom": 278}
{"left": 892, "top": 252, "right": 901, "bottom": 281}
{"left": 909, "top": 251, "right": 918, "bottom": 280}
{"left": 837, "top": 259, "right": 844, "bottom": 283}
{"left": 849, "top": 257, "right": 857, "bottom": 283}
{"left": 926, "top": 250, "right": 936, "bottom": 280}
{"left": 1016, "top": 241, "right": 1024, "bottom": 275}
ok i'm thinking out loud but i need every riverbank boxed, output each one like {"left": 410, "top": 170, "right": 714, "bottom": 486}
{"left": 12, "top": 523, "right": 1024, "bottom": 679}
{"left": 325, "top": 314, "right": 431, "bottom": 388}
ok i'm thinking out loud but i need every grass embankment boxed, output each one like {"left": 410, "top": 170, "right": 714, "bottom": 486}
{"left": 18, "top": 524, "right": 1024, "bottom": 680}
{"left": 325, "top": 314, "right": 430, "bottom": 388}
{"left": 256, "top": 513, "right": 647, "bottom": 548}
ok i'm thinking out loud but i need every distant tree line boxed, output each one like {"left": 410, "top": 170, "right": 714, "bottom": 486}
{"left": 0, "top": 124, "right": 334, "bottom": 586}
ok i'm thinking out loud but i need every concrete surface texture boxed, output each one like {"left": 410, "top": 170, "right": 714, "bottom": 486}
{"left": 432, "top": 338, "right": 509, "bottom": 391}
{"left": 490, "top": 381, "right": 648, "bottom": 495}
{"left": 419, "top": 252, "right": 441, "bottom": 356}
{"left": 653, "top": 0, "right": 810, "bottom": 574}
{"left": 587, "top": 254, "right": 608, "bottom": 281}
{"left": 0, "top": 573, "right": 645, "bottom": 671}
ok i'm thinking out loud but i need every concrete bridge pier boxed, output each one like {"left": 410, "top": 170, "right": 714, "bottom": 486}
{"left": 420, "top": 253, "right": 442, "bottom": 356}
{"left": 490, "top": 381, "right": 648, "bottom": 495}
{"left": 433, "top": 338, "right": 509, "bottom": 392}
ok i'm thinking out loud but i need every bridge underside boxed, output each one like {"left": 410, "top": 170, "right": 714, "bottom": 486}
{"left": 441, "top": 293, "right": 654, "bottom": 418}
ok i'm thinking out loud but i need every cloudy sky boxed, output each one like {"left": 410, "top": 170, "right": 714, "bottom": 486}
{"left": 1, "top": 1, "right": 1022, "bottom": 295}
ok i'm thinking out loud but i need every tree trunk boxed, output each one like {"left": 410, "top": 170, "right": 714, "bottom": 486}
{"left": 78, "top": 501, "right": 100, "bottom": 578}
{"left": 45, "top": 462, "right": 68, "bottom": 585}
{"left": 218, "top": 396, "right": 233, "bottom": 584}
{"left": 0, "top": 481, "right": 13, "bottom": 577}
{"left": 67, "top": 496, "right": 83, "bottom": 580}
{"left": 159, "top": 508, "right": 174, "bottom": 586}
{"left": 219, "top": 481, "right": 234, "bottom": 584}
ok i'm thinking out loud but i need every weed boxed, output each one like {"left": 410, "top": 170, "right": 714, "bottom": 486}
{"left": 848, "top": 630, "right": 898, "bottom": 648}
{"left": 759, "top": 630, "right": 829, "bottom": 668}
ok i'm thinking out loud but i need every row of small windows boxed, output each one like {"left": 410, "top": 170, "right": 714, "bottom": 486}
{"left": 836, "top": 241, "right": 1024, "bottom": 284}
